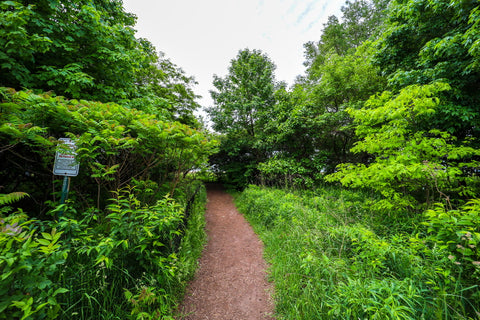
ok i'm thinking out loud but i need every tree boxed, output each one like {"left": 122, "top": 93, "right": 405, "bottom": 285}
{"left": 256, "top": 85, "right": 326, "bottom": 188}
{"left": 257, "top": 46, "right": 386, "bottom": 188}
{"left": 207, "top": 49, "right": 277, "bottom": 187}
{"left": 127, "top": 50, "right": 202, "bottom": 126}
{"left": 307, "top": 46, "right": 387, "bottom": 170}
{"left": 0, "top": 87, "right": 218, "bottom": 214}
{"left": 342, "top": 0, "right": 390, "bottom": 48}
{"left": 373, "top": 0, "right": 480, "bottom": 138}
{"left": 0, "top": 0, "right": 201, "bottom": 125}
{"left": 0, "top": 0, "right": 142, "bottom": 101}
{"left": 323, "top": 0, "right": 480, "bottom": 211}
{"left": 304, "top": 0, "right": 390, "bottom": 73}
{"left": 251, "top": 0, "right": 391, "bottom": 188}
{"left": 271, "top": 0, "right": 391, "bottom": 185}
{"left": 152, "top": 52, "right": 201, "bottom": 126}
{"left": 326, "top": 83, "right": 480, "bottom": 211}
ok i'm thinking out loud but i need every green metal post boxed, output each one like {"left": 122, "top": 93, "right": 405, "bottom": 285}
{"left": 59, "top": 176, "right": 69, "bottom": 216}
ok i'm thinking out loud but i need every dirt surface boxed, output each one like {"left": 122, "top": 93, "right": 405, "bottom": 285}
{"left": 177, "top": 184, "right": 275, "bottom": 320}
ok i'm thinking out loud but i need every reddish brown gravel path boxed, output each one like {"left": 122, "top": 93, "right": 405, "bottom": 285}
{"left": 177, "top": 184, "right": 275, "bottom": 320}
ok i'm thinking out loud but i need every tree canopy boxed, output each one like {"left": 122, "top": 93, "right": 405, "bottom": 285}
{"left": 0, "top": 0, "right": 200, "bottom": 125}
{"left": 254, "top": 0, "right": 390, "bottom": 188}
{"left": 373, "top": 0, "right": 480, "bottom": 138}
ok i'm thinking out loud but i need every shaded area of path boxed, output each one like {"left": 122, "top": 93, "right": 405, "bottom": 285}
{"left": 178, "top": 184, "right": 275, "bottom": 319}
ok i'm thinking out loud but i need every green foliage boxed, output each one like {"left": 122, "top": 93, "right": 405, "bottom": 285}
{"left": 147, "top": 52, "right": 202, "bottom": 127}
{"left": 266, "top": 45, "right": 387, "bottom": 182}
{"left": 424, "top": 200, "right": 480, "bottom": 285}
{"left": 0, "top": 1, "right": 200, "bottom": 125}
{"left": 0, "top": 88, "right": 217, "bottom": 213}
{"left": 0, "top": 214, "right": 68, "bottom": 320}
{"left": 207, "top": 49, "right": 278, "bottom": 188}
{"left": 0, "top": 183, "right": 209, "bottom": 320}
{"left": 374, "top": 0, "right": 480, "bottom": 138}
{"left": 236, "top": 185, "right": 480, "bottom": 319}
{"left": 258, "top": 157, "right": 316, "bottom": 189}
{"left": 103, "top": 188, "right": 184, "bottom": 274}
{"left": 0, "top": 1, "right": 52, "bottom": 87}
{"left": 173, "top": 182, "right": 207, "bottom": 284}
{"left": 0, "top": 87, "right": 213, "bottom": 318}
{"left": 124, "top": 286, "right": 174, "bottom": 320}
{"left": 253, "top": 1, "right": 390, "bottom": 188}
{"left": 52, "top": 187, "right": 184, "bottom": 318}
{"left": 208, "top": 48, "right": 277, "bottom": 136}
{"left": 0, "top": 192, "right": 28, "bottom": 206}
{"left": 4, "top": 0, "right": 480, "bottom": 318}
{"left": 303, "top": 0, "right": 390, "bottom": 72}
{"left": 0, "top": 1, "right": 209, "bottom": 318}
{"left": 327, "top": 82, "right": 480, "bottom": 210}
{"left": 0, "top": 0, "right": 139, "bottom": 101}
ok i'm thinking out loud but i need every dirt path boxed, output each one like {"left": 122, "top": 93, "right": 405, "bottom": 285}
{"left": 177, "top": 184, "right": 275, "bottom": 319}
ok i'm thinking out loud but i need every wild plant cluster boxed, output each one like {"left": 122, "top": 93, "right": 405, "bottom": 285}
{"left": 0, "top": 88, "right": 215, "bottom": 319}
{"left": 237, "top": 185, "right": 480, "bottom": 319}
{"left": 1, "top": 184, "right": 207, "bottom": 319}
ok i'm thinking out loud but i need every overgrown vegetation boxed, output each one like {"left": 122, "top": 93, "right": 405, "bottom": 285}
{"left": 2, "top": 0, "right": 480, "bottom": 318}
{"left": 0, "top": 88, "right": 216, "bottom": 212}
{"left": 0, "top": 87, "right": 215, "bottom": 318}
{"left": 208, "top": 0, "right": 480, "bottom": 196}
{"left": 214, "top": 6, "right": 480, "bottom": 319}
{"left": 237, "top": 185, "right": 480, "bottom": 319}
{"left": 1, "top": 182, "right": 207, "bottom": 319}
{"left": 208, "top": 0, "right": 392, "bottom": 189}
{"left": 0, "top": 0, "right": 200, "bottom": 126}
{"left": 212, "top": 2, "right": 480, "bottom": 316}
{"left": 1, "top": 1, "right": 216, "bottom": 318}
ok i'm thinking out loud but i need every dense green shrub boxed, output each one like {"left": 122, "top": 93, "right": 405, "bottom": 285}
{"left": 423, "top": 200, "right": 480, "bottom": 305}
{"left": 0, "top": 213, "right": 68, "bottom": 320}
{"left": 0, "top": 183, "right": 207, "bottom": 319}
{"left": 0, "top": 88, "right": 217, "bottom": 214}
{"left": 327, "top": 83, "right": 480, "bottom": 211}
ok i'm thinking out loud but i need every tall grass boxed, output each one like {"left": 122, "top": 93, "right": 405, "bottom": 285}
{"left": 236, "top": 185, "right": 480, "bottom": 319}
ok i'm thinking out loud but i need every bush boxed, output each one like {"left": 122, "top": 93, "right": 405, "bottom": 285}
{"left": 326, "top": 83, "right": 480, "bottom": 211}
{"left": 0, "top": 182, "right": 207, "bottom": 320}
{"left": 53, "top": 185, "right": 207, "bottom": 319}
{"left": 0, "top": 88, "right": 217, "bottom": 215}
{"left": 423, "top": 199, "right": 480, "bottom": 309}
{"left": 0, "top": 214, "right": 68, "bottom": 320}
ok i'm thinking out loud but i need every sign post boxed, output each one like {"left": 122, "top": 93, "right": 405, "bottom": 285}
{"left": 53, "top": 138, "right": 79, "bottom": 215}
{"left": 59, "top": 176, "right": 70, "bottom": 204}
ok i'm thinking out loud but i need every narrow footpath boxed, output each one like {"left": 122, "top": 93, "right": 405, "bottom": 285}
{"left": 177, "top": 184, "right": 275, "bottom": 319}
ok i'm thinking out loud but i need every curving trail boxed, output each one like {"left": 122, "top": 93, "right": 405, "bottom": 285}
{"left": 177, "top": 184, "right": 275, "bottom": 319}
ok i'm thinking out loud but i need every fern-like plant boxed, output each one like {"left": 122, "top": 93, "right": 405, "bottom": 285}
{"left": 0, "top": 192, "right": 29, "bottom": 206}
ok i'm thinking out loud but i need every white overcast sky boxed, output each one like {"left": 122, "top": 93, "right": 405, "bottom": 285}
{"left": 122, "top": 0, "right": 345, "bottom": 111}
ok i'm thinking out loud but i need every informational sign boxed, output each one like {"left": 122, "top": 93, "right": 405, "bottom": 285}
{"left": 53, "top": 138, "right": 79, "bottom": 176}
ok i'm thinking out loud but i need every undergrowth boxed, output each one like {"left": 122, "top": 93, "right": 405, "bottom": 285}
{"left": 236, "top": 185, "right": 480, "bottom": 320}
{"left": 0, "top": 182, "right": 207, "bottom": 320}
